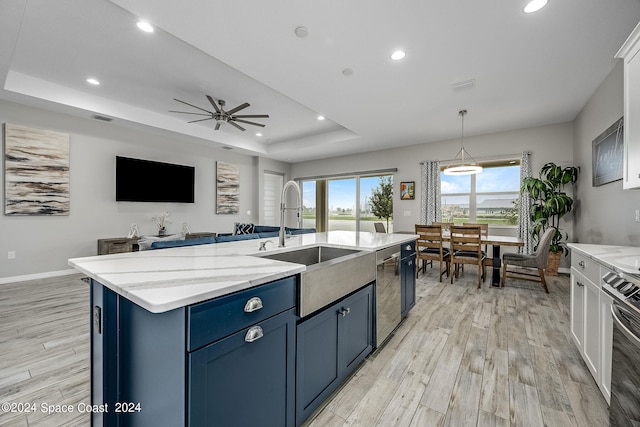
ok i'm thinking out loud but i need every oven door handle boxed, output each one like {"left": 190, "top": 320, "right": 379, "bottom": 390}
{"left": 611, "top": 303, "right": 640, "bottom": 350}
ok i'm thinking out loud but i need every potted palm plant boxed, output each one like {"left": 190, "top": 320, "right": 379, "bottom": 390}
{"left": 521, "top": 162, "right": 579, "bottom": 275}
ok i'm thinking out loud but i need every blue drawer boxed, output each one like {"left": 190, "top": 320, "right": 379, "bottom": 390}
{"left": 187, "top": 276, "right": 297, "bottom": 352}
{"left": 401, "top": 240, "right": 416, "bottom": 258}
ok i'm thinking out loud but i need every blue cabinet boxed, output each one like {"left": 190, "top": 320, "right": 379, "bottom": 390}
{"left": 296, "top": 283, "right": 373, "bottom": 425}
{"left": 401, "top": 240, "right": 417, "bottom": 319}
{"left": 90, "top": 276, "right": 297, "bottom": 427}
{"left": 189, "top": 308, "right": 296, "bottom": 427}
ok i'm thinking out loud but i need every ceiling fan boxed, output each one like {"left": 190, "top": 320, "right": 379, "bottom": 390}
{"left": 170, "top": 95, "right": 269, "bottom": 131}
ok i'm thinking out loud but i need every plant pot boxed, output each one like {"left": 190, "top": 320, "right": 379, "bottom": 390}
{"left": 546, "top": 251, "right": 561, "bottom": 276}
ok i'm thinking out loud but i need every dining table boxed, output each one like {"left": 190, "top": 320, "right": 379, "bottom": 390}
{"left": 441, "top": 233, "right": 525, "bottom": 287}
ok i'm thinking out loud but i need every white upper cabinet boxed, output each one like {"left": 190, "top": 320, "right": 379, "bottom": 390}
{"left": 617, "top": 22, "right": 640, "bottom": 189}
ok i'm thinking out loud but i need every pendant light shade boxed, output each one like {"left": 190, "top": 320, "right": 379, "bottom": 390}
{"left": 443, "top": 110, "right": 483, "bottom": 176}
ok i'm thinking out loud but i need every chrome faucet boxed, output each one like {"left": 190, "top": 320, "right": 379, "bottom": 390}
{"left": 279, "top": 180, "right": 302, "bottom": 247}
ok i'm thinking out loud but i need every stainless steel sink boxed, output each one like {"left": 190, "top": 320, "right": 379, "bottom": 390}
{"left": 256, "top": 245, "right": 376, "bottom": 317}
{"left": 259, "top": 246, "right": 361, "bottom": 266}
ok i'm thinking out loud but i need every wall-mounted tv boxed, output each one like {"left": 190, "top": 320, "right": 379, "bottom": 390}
{"left": 116, "top": 156, "right": 195, "bottom": 203}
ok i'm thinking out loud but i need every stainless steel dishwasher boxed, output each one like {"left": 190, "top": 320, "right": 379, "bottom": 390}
{"left": 375, "top": 245, "right": 401, "bottom": 347}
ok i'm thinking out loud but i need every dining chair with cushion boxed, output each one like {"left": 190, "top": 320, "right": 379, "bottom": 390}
{"left": 449, "top": 225, "right": 486, "bottom": 288}
{"left": 415, "top": 224, "right": 450, "bottom": 282}
{"left": 501, "top": 227, "right": 555, "bottom": 293}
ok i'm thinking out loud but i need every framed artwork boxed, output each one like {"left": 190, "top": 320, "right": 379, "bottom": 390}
{"left": 4, "top": 123, "right": 70, "bottom": 215}
{"left": 400, "top": 181, "right": 415, "bottom": 200}
{"left": 216, "top": 161, "right": 240, "bottom": 214}
{"left": 592, "top": 117, "right": 623, "bottom": 187}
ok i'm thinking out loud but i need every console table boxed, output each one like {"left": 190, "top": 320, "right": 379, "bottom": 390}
{"left": 97, "top": 232, "right": 216, "bottom": 255}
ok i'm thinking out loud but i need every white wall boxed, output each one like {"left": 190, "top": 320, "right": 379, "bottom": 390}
{"left": 0, "top": 100, "right": 263, "bottom": 280}
{"left": 290, "top": 122, "right": 574, "bottom": 234}
{"left": 573, "top": 61, "right": 640, "bottom": 245}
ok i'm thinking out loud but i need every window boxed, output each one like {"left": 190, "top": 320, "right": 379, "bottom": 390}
{"left": 441, "top": 162, "right": 520, "bottom": 225}
{"left": 300, "top": 173, "right": 394, "bottom": 232}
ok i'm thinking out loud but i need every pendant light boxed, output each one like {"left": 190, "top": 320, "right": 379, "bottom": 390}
{"left": 443, "top": 110, "right": 483, "bottom": 175}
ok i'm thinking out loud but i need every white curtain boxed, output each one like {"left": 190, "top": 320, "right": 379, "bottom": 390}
{"left": 519, "top": 151, "right": 534, "bottom": 254}
{"left": 420, "top": 161, "right": 441, "bottom": 225}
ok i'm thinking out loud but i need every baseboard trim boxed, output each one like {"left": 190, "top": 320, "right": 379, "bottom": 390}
{"left": 0, "top": 269, "right": 79, "bottom": 285}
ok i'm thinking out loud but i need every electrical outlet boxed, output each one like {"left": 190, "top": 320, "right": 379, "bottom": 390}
{"left": 8, "top": 251, "right": 16, "bottom": 260}
{"left": 404, "top": 211, "right": 411, "bottom": 217}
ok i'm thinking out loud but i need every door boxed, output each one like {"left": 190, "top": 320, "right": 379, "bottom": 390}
{"left": 296, "top": 305, "right": 340, "bottom": 423}
{"left": 583, "top": 277, "right": 601, "bottom": 380}
{"left": 341, "top": 284, "right": 373, "bottom": 372}
{"left": 189, "top": 309, "right": 296, "bottom": 427}
{"left": 570, "top": 269, "right": 586, "bottom": 349}
{"left": 401, "top": 256, "right": 416, "bottom": 318}
{"left": 600, "top": 290, "right": 613, "bottom": 404}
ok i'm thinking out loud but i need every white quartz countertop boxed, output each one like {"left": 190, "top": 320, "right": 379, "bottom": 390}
{"left": 69, "top": 231, "right": 418, "bottom": 313}
{"left": 568, "top": 243, "right": 640, "bottom": 276}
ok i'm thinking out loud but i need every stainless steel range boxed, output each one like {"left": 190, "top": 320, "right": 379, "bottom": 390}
{"left": 602, "top": 270, "right": 640, "bottom": 426}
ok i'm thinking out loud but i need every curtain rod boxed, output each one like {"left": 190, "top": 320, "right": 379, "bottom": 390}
{"left": 421, "top": 151, "right": 531, "bottom": 165}
{"left": 295, "top": 168, "right": 398, "bottom": 181}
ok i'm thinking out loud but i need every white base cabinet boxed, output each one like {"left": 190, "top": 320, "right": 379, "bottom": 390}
{"left": 569, "top": 250, "right": 612, "bottom": 404}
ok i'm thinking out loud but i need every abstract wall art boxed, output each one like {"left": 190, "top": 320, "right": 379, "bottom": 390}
{"left": 216, "top": 161, "right": 239, "bottom": 214}
{"left": 4, "top": 123, "right": 70, "bottom": 215}
{"left": 592, "top": 117, "right": 623, "bottom": 187}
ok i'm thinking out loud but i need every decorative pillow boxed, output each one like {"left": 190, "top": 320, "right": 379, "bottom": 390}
{"left": 234, "top": 222, "right": 255, "bottom": 235}
{"left": 137, "top": 233, "right": 185, "bottom": 251}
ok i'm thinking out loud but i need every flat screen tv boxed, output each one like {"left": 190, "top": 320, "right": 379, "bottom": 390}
{"left": 116, "top": 156, "right": 195, "bottom": 203}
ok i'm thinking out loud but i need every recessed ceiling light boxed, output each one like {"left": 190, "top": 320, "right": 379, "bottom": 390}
{"left": 86, "top": 78, "right": 100, "bottom": 85}
{"left": 256, "top": 132, "right": 262, "bottom": 137}
{"left": 136, "top": 20, "right": 154, "bottom": 33}
{"left": 391, "top": 50, "right": 406, "bottom": 61}
{"left": 342, "top": 68, "right": 354, "bottom": 76}
{"left": 523, "top": 0, "right": 548, "bottom": 13}
{"left": 317, "top": 115, "right": 325, "bottom": 121}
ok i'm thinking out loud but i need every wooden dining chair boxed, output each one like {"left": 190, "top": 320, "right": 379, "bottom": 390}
{"left": 449, "top": 225, "right": 486, "bottom": 288}
{"left": 501, "top": 227, "right": 555, "bottom": 293}
{"left": 415, "top": 224, "right": 450, "bottom": 281}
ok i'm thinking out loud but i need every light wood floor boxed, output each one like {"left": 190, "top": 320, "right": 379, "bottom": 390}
{"left": 0, "top": 268, "right": 608, "bottom": 426}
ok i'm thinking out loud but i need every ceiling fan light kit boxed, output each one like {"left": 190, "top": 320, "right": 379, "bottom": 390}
{"left": 170, "top": 95, "right": 269, "bottom": 132}
{"left": 443, "top": 109, "right": 483, "bottom": 176}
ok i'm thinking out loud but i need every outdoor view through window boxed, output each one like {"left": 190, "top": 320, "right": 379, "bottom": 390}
{"left": 441, "top": 164, "right": 520, "bottom": 225}
{"left": 302, "top": 174, "right": 394, "bottom": 233}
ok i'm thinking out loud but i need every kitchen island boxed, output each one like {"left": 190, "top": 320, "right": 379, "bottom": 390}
{"left": 69, "top": 231, "right": 418, "bottom": 427}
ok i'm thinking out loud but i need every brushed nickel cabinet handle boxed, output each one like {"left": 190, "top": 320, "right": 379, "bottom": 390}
{"left": 244, "top": 326, "right": 264, "bottom": 343}
{"left": 244, "top": 297, "right": 263, "bottom": 313}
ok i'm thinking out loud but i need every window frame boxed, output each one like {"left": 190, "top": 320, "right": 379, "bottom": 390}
{"left": 440, "top": 160, "right": 520, "bottom": 227}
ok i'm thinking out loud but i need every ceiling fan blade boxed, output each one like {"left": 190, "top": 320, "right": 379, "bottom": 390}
{"left": 215, "top": 123, "right": 221, "bottom": 131}
{"left": 233, "top": 118, "right": 266, "bottom": 127}
{"left": 188, "top": 117, "right": 214, "bottom": 123}
{"left": 169, "top": 110, "right": 211, "bottom": 116}
{"left": 226, "top": 102, "right": 250, "bottom": 115}
{"left": 173, "top": 99, "right": 213, "bottom": 114}
{"left": 232, "top": 114, "right": 270, "bottom": 118}
{"left": 228, "top": 120, "right": 246, "bottom": 131}
{"left": 206, "top": 95, "right": 222, "bottom": 113}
